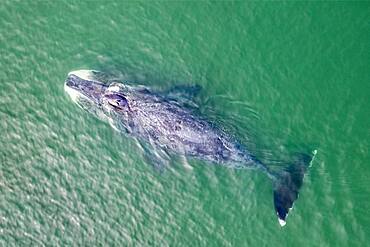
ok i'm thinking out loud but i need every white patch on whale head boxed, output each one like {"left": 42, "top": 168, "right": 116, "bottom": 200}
{"left": 64, "top": 83, "right": 84, "bottom": 103}
{"left": 64, "top": 82, "right": 91, "bottom": 111}
{"left": 68, "top": 70, "right": 99, "bottom": 81}
{"left": 106, "top": 85, "right": 121, "bottom": 93}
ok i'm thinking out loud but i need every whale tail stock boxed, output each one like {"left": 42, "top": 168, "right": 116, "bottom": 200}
{"left": 272, "top": 150, "right": 317, "bottom": 226}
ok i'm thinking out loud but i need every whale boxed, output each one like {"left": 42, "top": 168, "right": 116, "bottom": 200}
{"left": 64, "top": 70, "right": 316, "bottom": 226}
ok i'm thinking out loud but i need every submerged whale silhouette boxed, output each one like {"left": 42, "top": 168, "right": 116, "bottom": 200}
{"left": 64, "top": 70, "right": 316, "bottom": 226}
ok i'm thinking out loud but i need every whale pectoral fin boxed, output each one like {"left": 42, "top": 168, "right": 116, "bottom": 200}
{"left": 136, "top": 138, "right": 170, "bottom": 172}
{"left": 167, "top": 84, "right": 202, "bottom": 98}
{"left": 148, "top": 147, "right": 170, "bottom": 172}
{"left": 165, "top": 84, "right": 202, "bottom": 108}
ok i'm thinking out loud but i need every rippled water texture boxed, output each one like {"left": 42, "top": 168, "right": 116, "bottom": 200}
{"left": 1, "top": 1, "right": 369, "bottom": 246}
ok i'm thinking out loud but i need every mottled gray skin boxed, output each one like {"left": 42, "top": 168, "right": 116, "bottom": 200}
{"left": 65, "top": 70, "right": 313, "bottom": 226}
{"left": 122, "top": 86, "right": 256, "bottom": 167}
{"left": 65, "top": 71, "right": 256, "bottom": 169}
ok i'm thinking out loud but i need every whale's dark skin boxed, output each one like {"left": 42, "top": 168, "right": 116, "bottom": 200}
{"left": 64, "top": 70, "right": 315, "bottom": 226}
{"left": 65, "top": 71, "right": 257, "bottom": 168}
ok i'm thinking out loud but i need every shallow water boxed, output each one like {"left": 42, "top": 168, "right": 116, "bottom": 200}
{"left": 1, "top": 1, "right": 369, "bottom": 246}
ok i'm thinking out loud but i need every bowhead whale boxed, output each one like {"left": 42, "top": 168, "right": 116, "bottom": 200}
{"left": 64, "top": 70, "right": 316, "bottom": 226}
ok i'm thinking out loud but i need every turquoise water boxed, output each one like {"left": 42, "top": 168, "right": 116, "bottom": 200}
{"left": 1, "top": 1, "right": 369, "bottom": 246}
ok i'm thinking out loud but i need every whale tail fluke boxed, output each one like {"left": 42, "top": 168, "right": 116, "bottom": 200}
{"left": 273, "top": 150, "right": 317, "bottom": 226}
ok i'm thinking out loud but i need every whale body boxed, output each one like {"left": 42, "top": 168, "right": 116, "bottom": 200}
{"left": 64, "top": 70, "right": 315, "bottom": 226}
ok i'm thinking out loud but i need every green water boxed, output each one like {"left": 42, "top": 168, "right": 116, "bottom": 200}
{"left": 1, "top": 1, "right": 369, "bottom": 246}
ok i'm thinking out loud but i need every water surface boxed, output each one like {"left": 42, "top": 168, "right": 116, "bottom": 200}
{"left": 1, "top": 1, "right": 369, "bottom": 246}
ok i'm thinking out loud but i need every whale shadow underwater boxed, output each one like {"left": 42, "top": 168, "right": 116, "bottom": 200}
{"left": 64, "top": 70, "right": 316, "bottom": 226}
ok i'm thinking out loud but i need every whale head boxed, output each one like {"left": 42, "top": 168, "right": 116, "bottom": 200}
{"left": 64, "top": 70, "right": 132, "bottom": 131}
{"left": 65, "top": 70, "right": 107, "bottom": 106}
